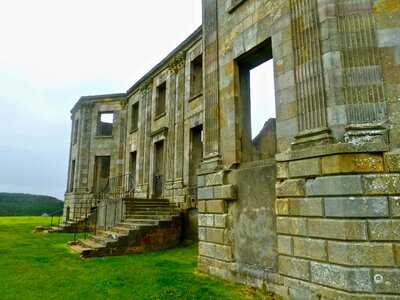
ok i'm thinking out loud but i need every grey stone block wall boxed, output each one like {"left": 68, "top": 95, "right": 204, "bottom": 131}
{"left": 63, "top": 0, "right": 400, "bottom": 298}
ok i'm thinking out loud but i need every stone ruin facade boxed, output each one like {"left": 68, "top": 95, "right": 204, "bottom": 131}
{"left": 64, "top": 0, "right": 400, "bottom": 298}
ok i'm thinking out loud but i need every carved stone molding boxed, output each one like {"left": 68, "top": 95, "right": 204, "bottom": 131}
{"left": 168, "top": 51, "right": 186, "bottom": 74}
{"left": 139, "top": 79, "right": 153, "bottom": 97}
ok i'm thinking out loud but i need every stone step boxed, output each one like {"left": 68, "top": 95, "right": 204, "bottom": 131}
{"left": 115, "top": 222, "right": 142, "bottom": 230}
{"left": 97, "top": 230, "right": 127, "bottom": 240}
{"left": 111, "top": 226, "right": 131, "bottom": 234}
{"left": 77, "top": 238, "right": 105, "bottom": 250}
{"left": 127, "top": 209, "right": 177, "bottom": 214}
{"left": 125, "top": 200, "right": 171, "bottom": 206}
{"left": 88, "top": 235, "right": 116, "bottom": 246}
{"left": 123, "top": 219, "right": 160, "bottom": 225}
{"left": 125, "top": 214, "right": 175, "bottom": 220}
{"left": 126, "top": 205, "right": 172, "bottom": 210}
{"left": 68, "top": 198, "right": 181, "bottom": 258}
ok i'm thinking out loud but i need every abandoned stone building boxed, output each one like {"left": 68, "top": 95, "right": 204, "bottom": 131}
{"left": 63, "top": 0, "right": 400, "bottom": 298}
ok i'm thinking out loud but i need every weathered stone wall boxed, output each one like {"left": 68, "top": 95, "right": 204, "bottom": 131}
{"left": 124, "top": 30, "right": 203, "bottom": 212}
{"left": 64, "top": 94, "right": 126, "bottom": 220}
{"left": 198, "top": 0, "right": 400, "bottom": 298}
{"left": 63, "top": 0, "right": 400, "bottom": 297}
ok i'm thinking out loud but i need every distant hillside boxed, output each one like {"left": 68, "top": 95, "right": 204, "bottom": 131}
{"left": 0, "top": 193, "right": 63, "bottom": 216}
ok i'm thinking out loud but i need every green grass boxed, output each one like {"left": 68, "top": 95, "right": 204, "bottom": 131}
{"left": 0, "top": 217, "right": 270, "bottom": 300}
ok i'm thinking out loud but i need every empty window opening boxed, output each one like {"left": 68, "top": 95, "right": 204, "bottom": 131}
{"left": 73, "top": 119, "right": 79, "bottom": 144}
{"left": 250, "top": 60, "right": 276, "bottom": 139}
{"left": 69, "top": 160, "right": 76, "bottom": 192}
{"left": 154, "top": 140, "right": 164, "bottom": 197}
{"left": 130, "top": 151, "right": 137, "bottom": 184}
{"left": 155, "top": 82, "right": 166, "bottom": 118}
{"left": 97, "top": 112, "right": 113, "bottom": 136}
{"left": 131, "top": 102, "right": 139, "bottom": 131}
{"left": 94, "top": 156, "right": 111, "bottom": 193}
{"left": 190, "top": 55, "right": 203, "bottom": 97}
{"left": 237, "top": 38, "right": 276, "bottom": 162}
{"left": 189, "top": 125, "right": 203, "bottom": 187}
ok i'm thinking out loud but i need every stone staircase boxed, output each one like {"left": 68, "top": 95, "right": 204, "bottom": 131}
{"left": 68, "top": 198, "right": 182, "bottom": 258}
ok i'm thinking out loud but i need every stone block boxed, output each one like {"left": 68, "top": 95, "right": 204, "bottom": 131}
{"left": 311, "top": 262, "right": 373, "bottom": 292}
{"left": 205, "top": 171, "right": 225, "bottom": 186}
{"left": 384, "top": 152, "right": 400, "bottom": 172}
{"left": 198, "top": 214, "right": 214, "bottom": 227}
{"left": 278, "top": 256, "right": 310, "bottom": 280}
{"left": 288, "top": 158, "right": 321, "bottom": 178}
{"left": 276, "top": 217, "right": 308, "bottom": 236}
{"left": 198, "top": 187, "right": 214, "bottom": 200}
{"left": 214, "top": 214, "right": 230, "bottom": 228}
{"left": 368, "top": 220, "right": 400, "bottom": 241}
{"left": 214, "top": 244, "right": 233, "bottom": 262}
{"left": 290, "top": 198, "right": 324, "bottom": 216}
{"left": 293, "top": 237, "right": 327, "bottom": 261}
{"left": 324, "top": 196, "right": 389, "bottom": 217}
{"left": 376, "top": 28, "right": 400, "bottom": 48}
{"left": 306, "top": 175, "right": 363, "bottom": 196}
{"left": 198, "top": 200, "right": 206, "bottom": 213}
{"left": 197, "top": 175, "right": 205, "bottom": 187}
{"left": 214, "top": 184, "right": 237, "bottom": 200}
{"left": 275, "top": 198, "right": 290, "bottom": 216}
{"left": 308, "top": 219, "right": 368, "bottom": 240}
{"left": 389, "top": 196, "right": 400, "bottom": 217}
{"left": 276, "top": 179, "right": 306, "bottom": 197}
{"left": 363, "top": 174, "right": 400, "bottom": 195}
{"left": 321, "top": 153, "right": 384, "bottom": 175}
{"left": 198, "top": 227, "right": 206, "bottom": 241}
{"left": 373, "top": 269, "right": 400, "bottom": 294}
{"left": 373, "top": 0, "right": 400, "bottom": 14}
{"left": 395, "top": 244, "right": 400, "bottom": 266}
{"left": 327, "top": 241, "right": 395, "bottom": 267}
{"left": 199, "top": 242, "right": 215, "bottom": 258}
{"left": 206, "top": 228, "right": 225, "bottom": 244}
{"left": 206, "top": 200, "right": 226, "bottom": 214}
{"left": 277, "top": 235, "right": 293, "bottom": 255}
{"left": 209, "top": 266, "right": 235, "bottom": 282}
{"left": 276, "top": 162, "right": 289, "bottom": 179}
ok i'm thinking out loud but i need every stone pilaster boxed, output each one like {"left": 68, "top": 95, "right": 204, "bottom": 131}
{"left": 139, "top": 81, "right": 153, "bottom": 197}
{"left": 290, "top": 0, "right": 328, "bottom": 144}
{"left": 202, "top": 0, "right": 221, "bottom": 165}
{"left": 173, "top": 58, "right": 186, "bottom": 188}
{"left": 78, "top": 102, "right": 93, "bottom": 190}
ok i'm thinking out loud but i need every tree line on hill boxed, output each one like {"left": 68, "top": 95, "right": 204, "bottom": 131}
{"left": 0, "top": 193, "right": 63, "bottom": 216}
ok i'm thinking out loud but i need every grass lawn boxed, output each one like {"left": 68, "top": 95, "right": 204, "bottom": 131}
{"left": 0, "top": 216, "right": 272, "bottom": 299}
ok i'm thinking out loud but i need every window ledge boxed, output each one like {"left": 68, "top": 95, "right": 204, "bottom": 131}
{"left": 189, "top": 92, "right": 203, "bottom": 102}
{"left": 95, "top": 135, "right": 113, "bottom": 139}
{"left": 130, "top": 127, "right": 138, "bottom": 134}
{"left": 227, "top": 0, "right": 247, "bottom": 13}
{"left": 154, "top": 112, "right": 166, "bottom": 121}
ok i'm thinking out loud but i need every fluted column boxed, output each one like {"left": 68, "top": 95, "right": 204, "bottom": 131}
{"left": 290, "top": 0, "right": 328, "bottom": 133}
{"left": 202, "top": 0, "right": 220, "bottom": 164}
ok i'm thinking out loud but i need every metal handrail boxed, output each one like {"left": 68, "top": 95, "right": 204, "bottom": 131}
{"left": 94, "top": 173, "right": 135, "bottom": 204}
{"left": 48, "top": 208, "right": 64, "bottom": 228}
{"left": 71, "top": 174, "right": 135, "bottom": 241}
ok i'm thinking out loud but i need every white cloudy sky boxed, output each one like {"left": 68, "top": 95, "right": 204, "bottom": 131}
{"left": 0, "top": 0, "right": 274, "bottom": 200}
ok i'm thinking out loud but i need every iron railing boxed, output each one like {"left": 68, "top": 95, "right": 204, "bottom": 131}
{"left": 49, "top": 208, "right": 64, "bottom": 229}
{"left": 72, "top": 173, "right": 135, "bottom": 242}
{"left": 94, "top": 173, "right": 135, "bottom": 204}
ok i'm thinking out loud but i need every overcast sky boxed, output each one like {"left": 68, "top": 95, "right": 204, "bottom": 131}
{"left": 0, "top": 0, "right": 274, "bottom": 200}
